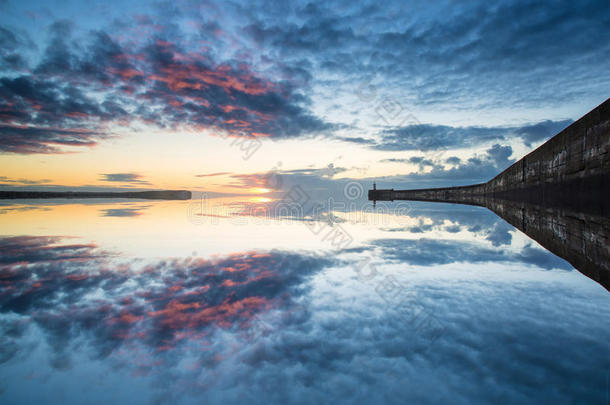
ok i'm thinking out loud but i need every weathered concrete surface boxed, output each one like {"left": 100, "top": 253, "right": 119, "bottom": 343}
{"left": 369, "top": 98, "right": 610, "bottom": 290}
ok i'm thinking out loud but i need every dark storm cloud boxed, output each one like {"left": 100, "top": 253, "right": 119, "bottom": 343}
{"left": 0, "top": 26, "right": 33, "bottom": 71}
{"left": 132, "top": 39, "right": 333, "bottom": 138}
{"left": 2, "top": 0, "right": 605, "bottom": 154}
{"left": 2, "top": 0, "right": 603, "bottom": 155}
{"left": 0, "top": 75, "right": 125, "bottom": 124}
{"left": 374, "top": 125, "right": 507, "bottom": 151}
{"left": 0, "top": 236, "right": 335, "bottom": 364}
{"left": 0, "top": 19, "right": 335, "bottom": 154}
{"left": 0, "top": 122, "right": 106, "bottom": 154}
{"left": 514, "top": 120, "right": 576, "bottom": 146}
{"left": 409, "top": 156, "right": 435, "bottom": 166}
{"left": 242, "top": 0, "right": 610, "bottom": 108}
{"left": 485, "top": 144, "right": 513, "bottom": 169}
{"left": 372, "top": 121, "right": 572, "bottom": 151}
{"left": 0, "top": 72, "right": 116, "bottom": 153}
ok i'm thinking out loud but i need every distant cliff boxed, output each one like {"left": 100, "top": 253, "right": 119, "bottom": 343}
{"left": 0, "top": 190, "right": 192, "bottom": 200}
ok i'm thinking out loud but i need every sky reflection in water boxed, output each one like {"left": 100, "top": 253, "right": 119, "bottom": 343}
{"left": 0, "top": 199, "right": 608, "bottom": 404}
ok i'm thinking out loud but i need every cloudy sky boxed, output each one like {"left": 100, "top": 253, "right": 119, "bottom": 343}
{"left": 2, "top": 3, "right": 609, "bottom": 403}
{"left": 1, "top": 0, "right": 609, "bottom": 194}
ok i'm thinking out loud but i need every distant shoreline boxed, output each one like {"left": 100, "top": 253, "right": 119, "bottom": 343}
{"left": 0, "top": 190, "right": 192, "bottom": 200}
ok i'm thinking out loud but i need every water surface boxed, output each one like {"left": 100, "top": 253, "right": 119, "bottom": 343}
{"left": 0, "top": 198, "right": 608, "bottom": 404}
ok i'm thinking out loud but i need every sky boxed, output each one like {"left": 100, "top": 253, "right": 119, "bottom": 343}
{"left": 1, "top": 0, "right": 609, "bottom": 195}
{"left": 2, "top": 3, "right": 610, "bottom": 403}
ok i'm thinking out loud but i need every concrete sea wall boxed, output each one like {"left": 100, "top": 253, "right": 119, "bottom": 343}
{"left": 368, "top": 98, "right": 610, "bottom": 289}
{"left": 370, "top": 98, "right": 610, "bottom": 216}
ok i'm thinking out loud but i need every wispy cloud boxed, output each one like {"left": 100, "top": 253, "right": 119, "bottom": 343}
{"left": 195, "top": 172, "right": 232, "bottom": 178}
{"left": 99, "top": 173, "right": 150, "bottom": 185}
{"left": 0, "top": 175, "right": 51, "bottom": 185}
{"left": 100, "top": 206, "right": 150, "bottom": 217}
